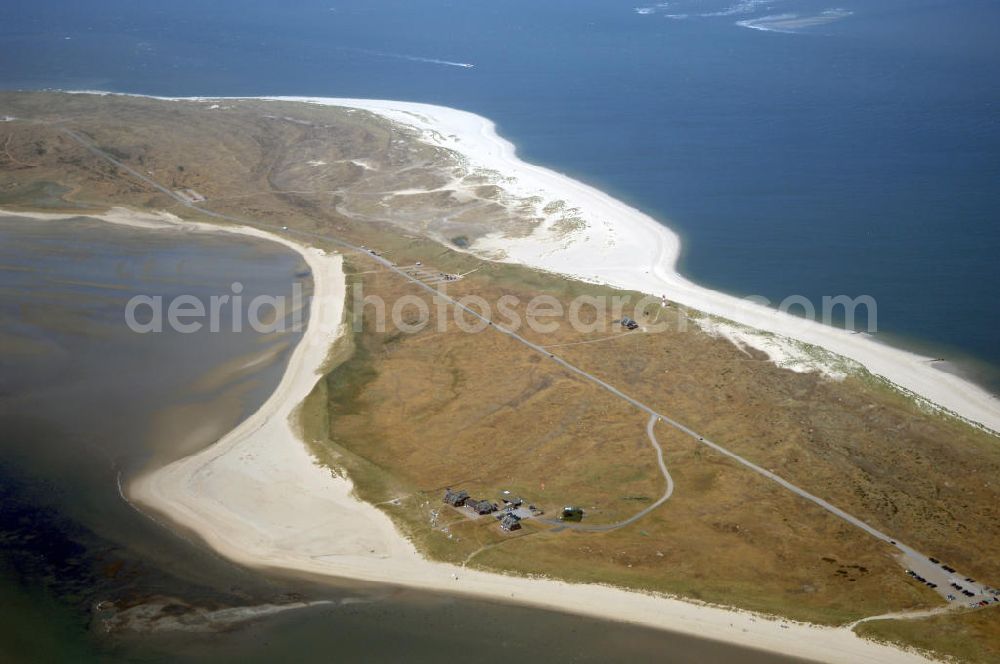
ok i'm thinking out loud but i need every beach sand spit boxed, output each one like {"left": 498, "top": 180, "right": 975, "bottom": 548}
{"left": 1, "top": 207, "right": 928, "bottom": 664}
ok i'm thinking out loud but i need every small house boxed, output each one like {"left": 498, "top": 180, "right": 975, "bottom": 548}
{"left": 561, "top": 506, "right": 584, "bottom": 522}
{"left": 500, "top": 513, "right": 522, "bottom": 532}
{"left": 469, "top": 499, "right": 496, "bottom": 515}
{"left": 443, "top": 488, "right": 469, "bottom": 507}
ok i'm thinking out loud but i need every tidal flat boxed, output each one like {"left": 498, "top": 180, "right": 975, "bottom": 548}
{"left": 0, "top": 214, "right": 806, "bottom": 663}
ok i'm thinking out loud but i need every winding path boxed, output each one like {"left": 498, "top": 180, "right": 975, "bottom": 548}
{"left": 60, "top": 125, "right": 996, "bottom": 606}
{"left": 844, "top": 607, "right": 953, "bottom": 631}
{"left": 541, "top": 414, "right": 674, "bottom": 532}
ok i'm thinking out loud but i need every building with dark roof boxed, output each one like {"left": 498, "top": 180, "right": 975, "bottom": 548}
{"left": 499, "top": 513, "right": 522, "bottom": 532}
{"left": 443, "top": 488, "right": 469, "bottom": 507}
{"left": 468, "top": 499, "right": 497, "bottom": 515}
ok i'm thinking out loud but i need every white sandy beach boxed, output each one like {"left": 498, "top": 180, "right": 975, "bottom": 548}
{"left": 129, "top": 215, "right": 931, "bottom": 664}
{"left": 68, "top": 91, "right": 1000, "bottom": 432}
{"left": 3, "top": 207, "right": 932, "bottom": 662}
{"left": 253, "top": 95, "right": 1000, "bottom": 436}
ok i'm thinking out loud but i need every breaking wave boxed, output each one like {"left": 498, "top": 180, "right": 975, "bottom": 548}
{"left": 635, "top": 2, "right": 671, "bottom": 14}
{"left": 736, "top": 8, "right": 853, "bottom": 32}
{"left": 699, "top": 0, "right": 778, "bottom": 18}
{"left": 636, "top": 0, "right": 782, "bottom": 18}
{"left": 635, "top": 1, "right": 853, "bottom": 32}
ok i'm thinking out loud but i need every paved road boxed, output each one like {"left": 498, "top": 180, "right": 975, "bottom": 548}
{"left": 61, "top": 126, "right": 997, "bottom": 605}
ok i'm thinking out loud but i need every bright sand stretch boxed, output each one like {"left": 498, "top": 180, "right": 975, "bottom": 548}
{"left": 71, "top": 91, "right": 1000, "bottom": 431}
{"left": 246, "top": 96, "right": 997, "bottom": 435}
{"left": 4, "top": 207, "right": 930, "bottom": 662}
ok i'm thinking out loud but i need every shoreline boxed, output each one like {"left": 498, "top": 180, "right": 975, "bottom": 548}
{"left": 260, "top": 95, "right": 999, "bottom": 435}
{"left": 2, "top": 207, "right": 932, "bottom": 663}
{"left": 63, "top": 90, "right": 1000, "bottom": 433}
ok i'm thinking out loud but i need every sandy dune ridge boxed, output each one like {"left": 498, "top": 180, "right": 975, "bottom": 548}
{"left": 260, "top": 96, "right": 1000, "bottom": 436}
{"left": 65, "top": 90, "right": 1000, "bottom": 432}
{"left": 2, "top": 207, "right": 934, "bottom": 663}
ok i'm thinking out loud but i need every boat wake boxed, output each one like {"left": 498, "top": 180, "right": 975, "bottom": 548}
{"left": 344, "top": 46, "right": 474, "bottom": 69}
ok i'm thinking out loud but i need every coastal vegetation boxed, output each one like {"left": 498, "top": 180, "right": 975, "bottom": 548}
{"left": 2, "top": 91, "right": 998, "bottom": 661}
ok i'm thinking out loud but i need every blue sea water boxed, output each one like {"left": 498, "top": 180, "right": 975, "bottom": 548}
{"left": 2, "top": 0, "right": 999, "bottom": 390}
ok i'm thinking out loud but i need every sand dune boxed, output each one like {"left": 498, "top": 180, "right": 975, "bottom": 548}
{"left": 3, "top": 111, "right": 949, "bottom": 660}
{"left": 68, "top": 91, "right": 1000, "bottom": 432}
{"left": 40, "top": 209, "right": 922, "bottom": 664}
{"left": 261, "top": 96, "right": 999, "bottom": 436}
